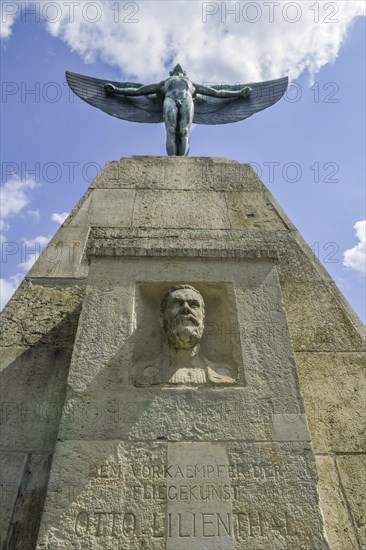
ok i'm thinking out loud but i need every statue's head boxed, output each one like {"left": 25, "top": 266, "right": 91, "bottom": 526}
{"left": 160, "top": 285, "right": 205, "bottom": 349}
{"left": 169, "top": 64, "right": 187, "bottom": 77}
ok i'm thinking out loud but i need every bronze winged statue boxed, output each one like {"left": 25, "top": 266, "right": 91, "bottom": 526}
{"left": 66, "top": 63, "right": 288, "bottom": 156}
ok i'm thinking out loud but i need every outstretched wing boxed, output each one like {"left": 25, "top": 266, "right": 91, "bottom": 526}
{"left": 193, "top": 77, "right": 288, "bottom": 125}
{"left": 66, "top": 71, "right": 164, "bottom": 123}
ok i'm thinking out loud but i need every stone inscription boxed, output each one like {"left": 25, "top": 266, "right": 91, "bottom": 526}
{"left": 89, "top": 460, "right": 282, "bottom": 482}
{"left": 88, "top": 459, "right": 282, "bottom": 505}
{"left": 166, "top": 442, "right": 235, "bottom": 549}
{"left": 73, "top": 508, "right": 297, "bottom": 540}
{"left": 74, "top": 510, "right": 236, "bottom": 538}
{"left": 64, "top": 441, "right": 325, "bottom": 548}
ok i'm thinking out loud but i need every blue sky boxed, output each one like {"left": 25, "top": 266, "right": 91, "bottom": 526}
{"left": 1, "top": 1, "right": 365, "bottom": 322}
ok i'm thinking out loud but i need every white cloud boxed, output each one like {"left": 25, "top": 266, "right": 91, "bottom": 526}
{"left": 1, "top": 175, "right": 37, "bottom": 218}
{"left": 343, "top": 221, "right": 366, "bottom": 275}
{"left": 51, "top": 211, "right": 69, "bottom": 224}
{"left": 2, "top": 2, "right": 364, "bottom": 82}
{"left": 39, "top": 0, "right": 365, "bottom": 83}
{"left": 0, "top": 175, "right": 38, "bottom": 241}
{"left": 27, "top": 209, "right": 41, "bottom": 222}
{"left": 0, "top": 274, "right": 23, "bottom": 310}
{"left": 0, "top": 0, "right": 21, "bottom": 40}
{"left": 19, "top": 234, "right": 51, "bottom": 273}
{"left": 0, "top": 219, "right": 10, "bottom": 242}
{"left": 1, "top": 230, "right": 51, "bottom": 310}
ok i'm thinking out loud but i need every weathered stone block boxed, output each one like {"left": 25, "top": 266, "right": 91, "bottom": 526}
{"left": 1, "top": 281, "right": 84, "bottom": 348}
{"left": 296, "top": 352, "right": 366, "bottom": 453}
{"left": 133, "top": 190, "right": 230, "bottom": 229}
{"left": 27, "top": 227, "right": 89, "bottom": 278}
{"left": 37, "top": 440, "right": 329, "bottom": 549}
{"left": 0, "top": 451, "right": 28, "bottom": 546}
{"left": 91, "top": 157, "right": 262, "bottom": 192}
{"left": 316, "top": 455, "right": 359, "bottom": 550}
{"left": 225, "top": 191, "right": 287, "bottom": 230}
{"left": 282, "top": 282, "right": 364, "bottom": 352}
{"left": 2, "top": 453, "right": 52, "bottom": 549}
{"left": 336, "top": 455, "right": 366, "bottom": 546}
{"left": 1, "top": 347, "right": 72, "bottom": 451}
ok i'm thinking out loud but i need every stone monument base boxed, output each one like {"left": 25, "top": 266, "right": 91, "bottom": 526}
{"left": 1, "top": 157, "right": 364, "bottom": 549}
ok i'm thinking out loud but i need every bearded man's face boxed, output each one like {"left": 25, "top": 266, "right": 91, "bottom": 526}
{"left": 162, "top": 289, "right": 204, "bottom": 349}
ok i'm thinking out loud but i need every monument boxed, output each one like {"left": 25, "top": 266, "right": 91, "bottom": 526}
{"left": 1, "top": 66, "right": 365, "bottom": 550}
{"left": 66, "top": 64, "right": 288, "bottom": 156}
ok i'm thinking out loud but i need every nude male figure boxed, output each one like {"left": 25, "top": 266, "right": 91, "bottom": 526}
{"left": 105, "top": 64, "right": 252, "bottom": 156}
{"left": 67, "top": 66, "right": 288, "bottom": 155}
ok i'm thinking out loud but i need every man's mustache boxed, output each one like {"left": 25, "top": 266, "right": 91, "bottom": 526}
{"left": 173, "top": 313, "right": 199, "bottom": 326}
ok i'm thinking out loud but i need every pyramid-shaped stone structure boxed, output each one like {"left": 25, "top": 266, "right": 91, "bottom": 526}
{"left": 1, "top": 157, "right": 365, "bottom": 549}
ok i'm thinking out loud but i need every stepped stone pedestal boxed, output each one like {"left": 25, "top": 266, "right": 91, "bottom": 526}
{"left": 1, "top": 157, "right": 365, "bottom": 549}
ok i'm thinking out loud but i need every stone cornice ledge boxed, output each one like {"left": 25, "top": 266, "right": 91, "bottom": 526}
{"left": 86, "top": 245, "right": 278, "bottom": 261}
{"left": 86, "top": 228, "right": 284, "bottom": 262}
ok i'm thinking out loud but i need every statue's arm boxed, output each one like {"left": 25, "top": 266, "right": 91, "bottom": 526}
{"left": 194, "top": 83, "right": 252, "bottom": 99}
{"left": 105, "top": 81, "right": 164, "bottom": 96}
